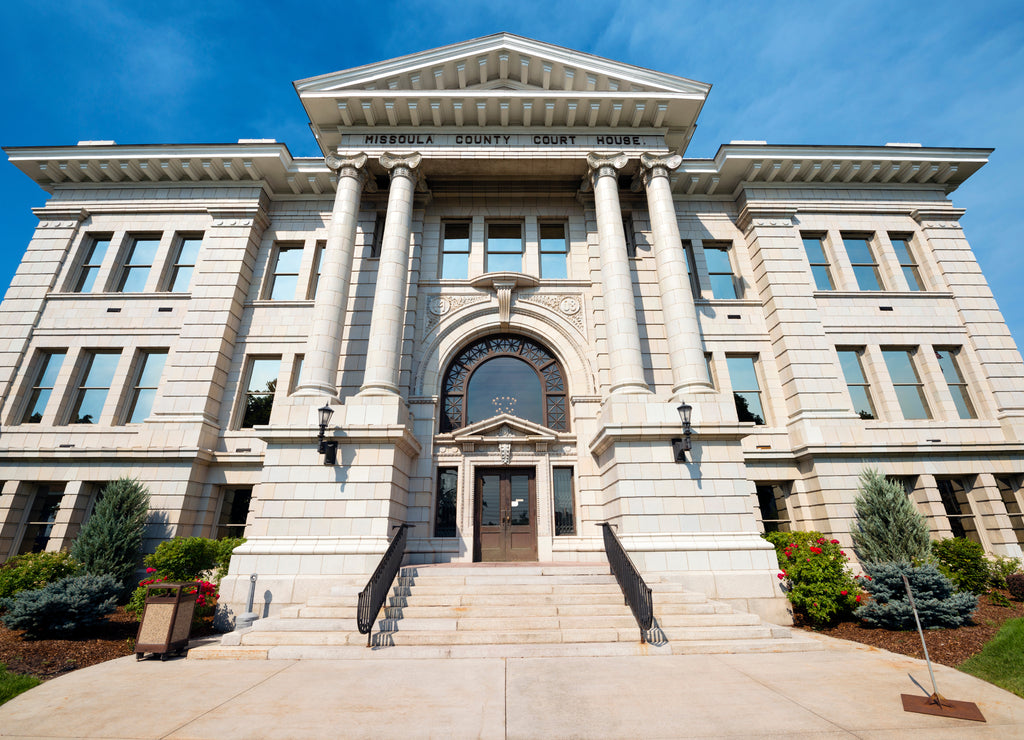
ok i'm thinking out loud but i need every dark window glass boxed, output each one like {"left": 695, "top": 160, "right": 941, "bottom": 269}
{"left": 168, "top": 237, "right": 202, "bottom": 292}
{"left": 370, "top": 212, "right": 386, "bottom": 259}
{"left": 118, "top": 237, "right": 160, "bottom": 292}
{"left": 755, "top": 483, "right": 790, "bottom": 533}
{"left": 435, "top": 468, "right": 458, "bottom": 537}
{"left": 217, "top": 487, "right": 252, "bottom": 539}
{"left": 623, "top": 215, "right": 636, "bottom": 258}
{"left": 837, "top": 348, "right": 876, "bottom": 420}
{"left": 479, "top": 474, "right": 500, "bottom": 526}
{"left": 996, "top": 476, "right": 1024, "bottom": 547}
{"left": 486, "top": 223, "right": 523, "bottom": 273}
{"left": 935, "top": 478, "right": 979, "bottom": 542}
{"left": 727, "top": 356, "right": 765, "bottom": 424}
{"left": 441, "top": 221, "right": 470, "bottom": 279}
{"left": 307, "top": 241, "right": 324, "bottom": 299}
{"left": 539, "top": 222, "right": 568, "bottom": 279}
{"left": 75, "top": 237, "right": 110, "bottom": 292}
{"left": 241, "top": 358, "right": 280, "bottom": 428}
{"left": 467, "top": 357, "right": 543, "bottom": 425}
{"left": 553, "top": 467, "right": 576, "bottom": 535}
{"left": 22, "top": 351, "right": 66, "bottom": 423}
{"left": 18, "top": 486, "right": 63, "bottom": 554}
{"left": 70, "top": 351, "right": 121, "bottom": 424}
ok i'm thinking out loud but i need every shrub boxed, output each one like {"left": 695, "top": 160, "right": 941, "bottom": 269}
{"left": 143, "top": 536, "right": 244, "bottom": 582}
{"left": 70, "top": 478, "right": 150, "bottom": 596}
{"left": 988, "top": 555, "right": 1022, "bottom": 590}
{"left": 125, "top": 575, "right": 219, "bottom": 625}
{"left": 0, "top": 574, "right": 119, "bottom": 637}
{"left": 765, "top": 531, "right": 861, "bottom": 628}
{"left": 850, "top": 469, "right": 931, "bottom": 564}
{"left": 1007, "top": 573, "right": 1024, "bottom": 601}
{"left": 0, "top": 552, "right": 82, "bottom": 600}
{"left": 932, "top": 537, "right": 989, "bottom": 595}
{"left": 855, "top": 562, "right": 977, "bottom": 629}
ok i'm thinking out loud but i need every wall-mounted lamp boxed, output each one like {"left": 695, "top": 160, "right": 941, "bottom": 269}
{"left": 317, "top": 404, "right": 337, "bottom": 465}
{"left": 671, "top": 401, "right": 693, "bottom": 463}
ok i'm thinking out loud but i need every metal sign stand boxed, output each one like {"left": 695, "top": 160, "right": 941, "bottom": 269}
{"left": 899, "top": 574, "right": 985, "bottom": 722}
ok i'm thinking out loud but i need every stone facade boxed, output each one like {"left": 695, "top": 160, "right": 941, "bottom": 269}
{"left": 2, "top": 35, "right": 1023, "bottom": 626}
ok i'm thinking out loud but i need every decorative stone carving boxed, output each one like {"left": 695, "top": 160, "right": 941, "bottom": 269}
{"left": 519, "top": 294, "right": 585, "bottom": 334}
{"left": 423, "top": 294, "right": 489, "bottom": 333}
{"left": 379, "top": 151, "right": 423, "bottom": 187}
{"left": 428, "top": 297, "right": 451, "bottom": 316}
{"left": 633, "top": 152, "right": 683, "bottom": 191}
{"left": 584, "top": 151, "right": 630, "bottom": 191}
{"left": 559, "top": 297, "right": 581, "bottom": 315}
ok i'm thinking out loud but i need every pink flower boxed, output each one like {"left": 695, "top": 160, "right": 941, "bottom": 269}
{"left": 856, "top": 594, "right": 862, "bottom": 603}
{"left": 146, "top": 567, "right": 157, "bottom": 574}
{"left": 778, "top": 573, "right": 784, "bottom": 579}
{"left": 830, "top": 539, "right": 839, "bottom": 545}
{"left": 840, "top": 590, "right": 848, "bottom": 596}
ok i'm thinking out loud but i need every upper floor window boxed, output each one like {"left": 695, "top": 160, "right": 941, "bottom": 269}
{"left": 843, "top": 235, "right": 883, "bottom": 291}
{"left": 889, "top": 234, "right": 924, "bottom": 291}
{"left": 441, "top": 335, "right": 567, "bottom": 432}
{"left": 21, "top": 350, "right": 66, "bottom": 423}
{"left": 124, "top": 350, "right": 168, "bottom": 424}
{"left": 486, "top": 222, "right": 523, "bottom": 273}
{"left": 440, "top": 221, "right": 470, "bottom": 279}
{"left": 935, "top": 347, "right": 976, "bottom": 419}
{"left": 539, "top": 222, "right": 569, "bottom": 279}
{"left": 623, "top": 215, "right": 637, "bottom": 259}
{"left": 837, "top": 348, "right": 876, "bottom": 420}
{"left": 726, "top": 355, "right": 765, "bottom": 424}
{"left": 881, "top": 348, "right": 930, "bottom": 419}
{"left": 69, "top": 350, "right": 121, "bottom": 424}
{"left": 240, "top": 357, "right": 280, "bottom": 428}
{"left": 370, "top": 212, "right": 386, "bottom": 259}
{"left": 266, "top": 243, "right": 303, "bottom": 300}
{"left": 704, "top": 242, "right": 741, "bottom": 299}
{"left": 167, "top": 236, "right": 202, "bottom": 292}
{"left": 307, "top": 241, "right": 325, "bottom": 299}
{"left": 117, "top": 237, "right": 160, "bottom": 292}
{"left": 74, "top": 236, "right": 110, "bottom": 292}
{"left": 801, "top": 234, "right": 834, "bottom": 290}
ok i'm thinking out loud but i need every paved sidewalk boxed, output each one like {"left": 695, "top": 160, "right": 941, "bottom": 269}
{"left": 2, "top": 634, "right": 1023, "bottom": 739}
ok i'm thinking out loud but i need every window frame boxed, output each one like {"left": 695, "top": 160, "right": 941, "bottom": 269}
{"left": 935, "top": 477, "right": 980, "bottom": 542}
{"left": 215, "top": 486, "right": 253, "bottom": 540}
{"left": 369, "top": 211, "right": 386, "bottom": 259}
{"left": 123, "top": 349, "right": 168, "bottom": 424}
{"left": 842, "top": 233, "right": 885, "bottom": 291}
{"left": 800, "top": 233, "right": 835, "bottom": 291}
{"left": 726, "top": 354, "right": 766, "bottom": 425}
{"left": 934, "top": 346, "right": 976, "bottom": 419}
{"left": 881, "top": 347, "right": 931, "bottom": 420}
{"left": 754, "top": 482, "right": 791, "bottom": 533}
{"left": 116, "top": 235, "right": 161, "bottom": 293}
{"left": 72, "top": 234, "right": 112, "bottom": 293}
{"left": 837, "top": 347, "right": 877, "bottom": 420}
{"left": 20, "top": 349, "right": 67, "bottom": 424}
{"left": 264, "top": 242, "right": 304, "bottom": 301}
{"left": 440, "top": 220, "right": 471, "bottom": 279}
{"left": 306, "top": 240, "right": 325, "bottom": 300}
{"left": 552, "top": 466, "right": 577, "bottom": 536}
{"left": 889, "top": 233, "right": 925, "bottom": 291}
{"left": 67, "top": 350, "right": 122, "bottom": 425}
{"left": 434, "top": 467, "right": 458, "bottom": 538}
{"left": 166, "top": 234, "right": 202, "bottom": 293}
{"left": 17, "top": 485, "right": 64, "bottom": 555}
{"left": 703, "top": 241, "right": 741, "bottom": 299}
{"left": 238, "top": 356, "right": 281, "bottom": 429}
{"left": 485, "top": 221, "right": 525, "bottom": 274}
{"left": 538, "top": 221, "right": 569, "bottom": 279}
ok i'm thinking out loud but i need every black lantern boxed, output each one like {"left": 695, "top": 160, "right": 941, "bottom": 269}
{"left": 672, "top": 401, "right": 693, "bottom": 463}
{"left": 317, "top": 404, "right": 337, "bottom": 465}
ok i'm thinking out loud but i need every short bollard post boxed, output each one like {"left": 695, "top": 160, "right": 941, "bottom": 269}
{"left": 234, "top": 574, "right": 259, "bottom": 631}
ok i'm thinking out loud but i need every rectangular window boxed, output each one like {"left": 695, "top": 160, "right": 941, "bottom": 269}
{"left": 21, "top": 350, "right": 66, "bottom": 423}
{"left": 935, "top": 347, "right": 976, "bottom": 419}
{"left": 726, "top": 355, "right": 765, "bottom": 425}
{"left": 440, "top": 221, "right": 470, "bottom": 279}
{"left": 74, "top": 236, "right": 111, "bottom": 292}
{"left": 623, "top": 215, "right": 636, "bottom": 259}
{"left": 370, "top": 212, "right": 386, "bottom": 259}
{"left": 882, "top": 349, "right": 931, "bottom": 419}
{"left": 843, "top": 235, "right": 884, "bottom": 291}
{"left": 125, "top": 350, "right": 168, "bottom": 424}
{"left": 539, "top": 222, "right": 569, "bottom": 279}
{"left": 240, "top": 357, "right": 280, "bottom": 428}
{"left": 69, "top": 351, "right": 121, "bottom": 424}
{"left": 801, "top": 234, "right": 834, "bottom": 290}
{"left": 890, "top": 234, "right": 924, "bottom": 291}
{"left": 996, "top": 476, "right": 1024, "bottom": 547}
{"left": 266, "top": 243, "right": 303, "bottom": 300}
{"left": 553, "top": 467, "right": 576, "bottom": 536}
{"left": 935, "top": 478, "right": 979, "bottom": 542}
{"left": 216, "top": 486, "right": 252, "bottom": 539}
{"left": 704, "top": 243, "right": 740, "bottom": 299}
{"left": 289, "top": 354, "right": 304, "bottom": 395}
{"left": 486, "top": 222, "right": 523, "bottom": 273}
{"left": 307, "top": 241, "right": 325, "bottom": 299}
{"left": 117, "top": 236, "right": 160, "bottom": 292}
{"left": 837, "top": 348, "right": 876, "bottom": 420}
{"left": 167, "top": 236, "right": 202, "bottom": 292}
{"left": 435, "top": 468, "right": 458, "bottom": 538}
{"left": 755, "top": 482, "right": 790, "bottom": 533}
{"left": 18, "top": 485, "right": 64, "bottom": 554}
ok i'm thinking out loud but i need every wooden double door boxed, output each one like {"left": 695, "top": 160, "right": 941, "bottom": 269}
{"left": 474, "top": 467, "right": 537, "bottom": 561}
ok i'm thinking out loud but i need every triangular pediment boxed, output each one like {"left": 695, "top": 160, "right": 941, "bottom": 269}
{"left": 450, "top": 414, "right": 559, "bottom": 441}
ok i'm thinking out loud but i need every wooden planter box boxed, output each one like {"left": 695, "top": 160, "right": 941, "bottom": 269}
{"left": 135, "top": 582, "right": 198, "bottom": 661}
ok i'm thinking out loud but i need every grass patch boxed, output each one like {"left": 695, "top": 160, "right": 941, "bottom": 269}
{"left": 0, "top": 663, "right": 41, "bottom": 706}
{"left": 959, "top": 617, "right": 1024, "bottom": 698}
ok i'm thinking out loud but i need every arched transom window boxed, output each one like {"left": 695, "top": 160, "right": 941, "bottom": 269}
{"left": 441, "top": 335, "right": 567, "bottom": 432}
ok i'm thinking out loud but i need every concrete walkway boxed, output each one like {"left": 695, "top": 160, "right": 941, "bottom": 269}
{"left": 2, "top": 634, "right": 1023, "bottom": 739}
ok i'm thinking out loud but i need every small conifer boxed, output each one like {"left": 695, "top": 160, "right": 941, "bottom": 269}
{"left": 851, "top": 469, "right": 931, "bottom": 565}
{"left": 70, "top": 477, "right": 150, "bottom": 596}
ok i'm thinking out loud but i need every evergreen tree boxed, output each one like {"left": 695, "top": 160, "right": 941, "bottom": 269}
{"left": 70, "top": 478, "right": 150, "bottom": 597}
{"left": 851, "top": 468, "right": 931, "bottom": 564}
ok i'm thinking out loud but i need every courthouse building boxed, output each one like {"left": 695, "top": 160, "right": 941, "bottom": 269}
{"left": 2, "top": 34, "right": 1023, "bottom": 623}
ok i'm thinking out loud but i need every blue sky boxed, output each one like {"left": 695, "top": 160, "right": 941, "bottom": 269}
{"left": 2, "top": 1, "right": 1022, "bottom": 343}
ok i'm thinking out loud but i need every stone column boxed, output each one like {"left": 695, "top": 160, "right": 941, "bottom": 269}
{"left": 296, "top": 153, "right": 370, "bottom": 399}
{"left": 586, "top": 152, "right": 649, "bottom": 396}
{"left": 358, "top": 152, "right": 422, "bottom": 397}
{"left": 638, "top": 152, "right": 713, "bottom": 398}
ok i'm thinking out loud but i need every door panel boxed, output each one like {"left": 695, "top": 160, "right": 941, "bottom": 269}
{"left": 474, "top": 467, "right": 537, "bottom": 562}
{"left": 477, "top": 473, "right": 504, "bottom": 562}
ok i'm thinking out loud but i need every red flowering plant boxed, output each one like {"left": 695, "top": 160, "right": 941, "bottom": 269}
{"left": 764, "top": 531, "right": 861, "bottom": 628}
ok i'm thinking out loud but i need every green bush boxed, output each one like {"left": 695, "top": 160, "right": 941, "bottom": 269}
{"left": 765, "top": 531, "right": 861, "bottom": 628}
{"left": 1007, "top": 573, "right": 1024, "bottom": 601}
{"left": 932, "top": 537, "right": 990, "bottom": 595}
{"left": 0, "top": 574, "right": 119, "bottom": 637}
{"left": 850, "top": 469, "right": 931, "bottom": 564}
{"left": 855, "top": 562, "right": 977, "bottom": 629}
{"left": 143, "top": 536, "right": 244, "bottom": 582}
{"left": 988, "top": 555, "right": 1022, "bottom": 590}
{"left": 70, "top": 478, "right": 150, "bottom": 597}
{"left": 0, "top": 552, "right": 82, "bottom": 600}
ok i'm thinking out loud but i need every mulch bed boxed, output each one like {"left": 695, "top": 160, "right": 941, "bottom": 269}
{"left": 0, "top": 608, "right": 218, "bottom": 681}
{"left": 798, "top": 590, "right": 1024, "bottom": 667}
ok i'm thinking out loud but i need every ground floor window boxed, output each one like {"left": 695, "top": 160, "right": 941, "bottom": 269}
{"left": 18, "top": 485, "right": 64, "bottom": 554}
{"left": 754, "top": 482, "right": 790, "bottom": 533}
{"left": 552, "top": 467, "right": 576, "bottom": 536}
{"left": 435, "top": 468, "right": 458, "bottom": 537}
{"left": 935, "top": 477, "right": 978, "bottom": 542}
{"left": 216, "top": 487, "right": 252, "bottom": 539}
{"left": 996, "top": 476, "right": 1024, "bottom": 547}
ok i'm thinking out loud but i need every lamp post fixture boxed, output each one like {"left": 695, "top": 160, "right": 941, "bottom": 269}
{"left": 317, "top": 404, "right": 337, "bottom": 465}
{"left": 672, "top": 401, "right": 693, "bottom": 463}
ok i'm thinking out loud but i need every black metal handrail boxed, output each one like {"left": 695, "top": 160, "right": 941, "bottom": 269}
{"left": 600, "top": 522, "right": 653, "bottom": 643}
{"left": 357, "top": 523, "right": 411, "bottom": 647}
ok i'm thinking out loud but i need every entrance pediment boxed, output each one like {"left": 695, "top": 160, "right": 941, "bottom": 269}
{"left": 450, "top": 413, "right": 559, "bottom": 442}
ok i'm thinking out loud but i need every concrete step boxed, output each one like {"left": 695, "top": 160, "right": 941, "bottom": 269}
{"left": 389, "top": 591, "right": 632, "bottom": 607}
{"left": 265, "top": 641, "right": 676, "bottom": 659}
{"left": 401, "top": 564, "right": 613, "bottom": 577}
{"left": 396, "top": 573, "right": 620, "bottom": 587}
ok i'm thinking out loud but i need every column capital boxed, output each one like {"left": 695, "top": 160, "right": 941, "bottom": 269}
{"left": 379, "top": 151, "right": 422, "bottom": 178}
{"left": 326, "top": 152, "right": 369, "bottom": 180}
{"left": 636, "top": 152, "right": 683, "bottom": 189}
{"left": 586, "top": 151, "right": 630, "bottom": 181}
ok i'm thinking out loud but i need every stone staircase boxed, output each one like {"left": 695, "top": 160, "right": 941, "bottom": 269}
{"left": 190, "top": 563, "right": 821, "bottom": 660}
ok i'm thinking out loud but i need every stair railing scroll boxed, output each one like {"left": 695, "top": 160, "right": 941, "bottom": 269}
{"left": 357, "top": 523, "right": 411, "bottom": 647}
{"left": 600, "top": 522, "right": 653, "bottom": 644}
